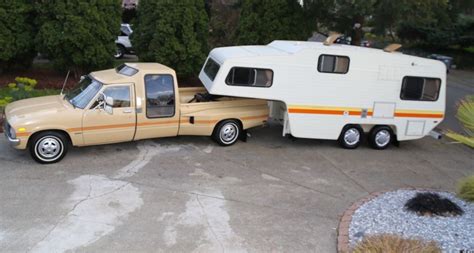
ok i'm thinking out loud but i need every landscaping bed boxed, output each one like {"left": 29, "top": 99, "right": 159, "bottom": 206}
{"left": 347, "top": 189, "right": 474, "bottom": 252}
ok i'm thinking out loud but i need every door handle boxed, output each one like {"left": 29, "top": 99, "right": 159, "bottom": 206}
{"left": 123, "top": 109, "right": 133, "bottom": 114}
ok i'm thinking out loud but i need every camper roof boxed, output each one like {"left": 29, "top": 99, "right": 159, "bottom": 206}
{"left": 210, "top": 40, "right": 396, "bottom": 63}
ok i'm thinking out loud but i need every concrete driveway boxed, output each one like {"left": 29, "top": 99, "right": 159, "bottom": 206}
{"left": 1, "top": 69, "right": 473, "bottom": 253}
{"left": 0, "top": 123, "right": 472, "bottom": 252}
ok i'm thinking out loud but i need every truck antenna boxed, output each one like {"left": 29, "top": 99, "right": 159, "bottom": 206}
{"left": 60, "top": 70, "right": 71, "bottom": 95}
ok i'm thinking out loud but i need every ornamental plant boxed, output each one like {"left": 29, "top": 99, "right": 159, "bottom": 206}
{"left": 0, "top": 77, "right": 38, "bottom": 109}
{"left": 446, "top": 95, "right": 474, "bottom": 148}
{"left": 457, "top": 175, "right": 474, "bottom": 202}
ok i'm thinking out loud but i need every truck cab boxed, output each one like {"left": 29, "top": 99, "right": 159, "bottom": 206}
{"left": 4, "top": 63, "right": 268, "bottom": 164}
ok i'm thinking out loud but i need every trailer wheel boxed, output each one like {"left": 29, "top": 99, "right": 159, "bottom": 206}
{"left": 338, "top": 125, "right": 363, "bottom": 149}
{"left": 368, "top": 126, "right": 393, "bottom": 150}
{"left": 29, "top": 131, "right": 69, "bottom": 164}
{"left": 212, "top": 120, "right": 241, "bottom": 146}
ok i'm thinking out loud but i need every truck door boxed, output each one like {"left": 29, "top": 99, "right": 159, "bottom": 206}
{"left": 134, "top": 74, "right": 180, "bottom": 140}
{"left": 82, "top": 84, "right": 136, "bottom": 145}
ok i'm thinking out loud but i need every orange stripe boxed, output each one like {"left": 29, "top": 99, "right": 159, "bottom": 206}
{"left": 394, "top": 112, "right": 444, "bottom": 118}
{"left": 289, "top": 108, "right": 442, "bottom": 118}
{"left": 16, "top": 132, "right": 31, "bottom": 137}
{"left": 241, "top": 115, "right": 268, "bottom": 121}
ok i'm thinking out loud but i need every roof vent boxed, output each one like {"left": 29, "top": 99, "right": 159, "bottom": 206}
{"left": 323, "top": 33, "right": 341, "bottom": 46}
{"left": 384, "top": 43, "right": 402, "bottom": 53}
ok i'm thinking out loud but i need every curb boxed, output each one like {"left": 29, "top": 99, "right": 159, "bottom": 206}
{"left": 336, "top": 187, "right": 443, "bottom": 253}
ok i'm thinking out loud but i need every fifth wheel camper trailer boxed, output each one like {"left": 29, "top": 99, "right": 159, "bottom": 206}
{"left": 198, "top": 37, "right": 446, "bottom": 149}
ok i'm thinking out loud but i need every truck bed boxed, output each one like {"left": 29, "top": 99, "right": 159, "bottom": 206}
{"left": 177, "top": 87, "right": 269, "bottom": 136}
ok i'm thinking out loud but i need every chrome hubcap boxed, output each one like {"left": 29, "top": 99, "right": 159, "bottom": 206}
{"left": 37, "top": 137, "right": 61, "bottom": 159}
{"left": 344, "top": 128, "right": 360, "bottom": 146}
{"left": 375, "top": 130, "right": 391, "bottom": 147}
{"left": 220, "top": 123, "right": 238, "bottom": 144}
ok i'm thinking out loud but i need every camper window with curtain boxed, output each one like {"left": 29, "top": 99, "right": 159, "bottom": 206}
{"left": 225, "top": 67, "right": 273, "bottom": 87}
{"left": 317, "top": 54, "right": 350, "bottom": 74}
{"left": 400, "top": 77, "right": 441, "bottom": 101}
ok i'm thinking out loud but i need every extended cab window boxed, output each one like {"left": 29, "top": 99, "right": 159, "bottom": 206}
{"left": 401, "top": 77, "right": 441, "bottom": 101}
{"left": 103, "top": 86, "right": 131, "bottom": 107}
{"left": 225, "top": 67, "right": 273, "bottom": 87}
{"left": 145, "top": 74, "right": 175, "bottom": 118}
{"left": 203, "top": 58, "right": 220, "bottom": 81}
{"left": 318, "top": 54, "right": 349, "bottom": 74}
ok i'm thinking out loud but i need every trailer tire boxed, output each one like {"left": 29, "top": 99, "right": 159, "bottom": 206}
{"left": 29, "top": 131, "right": 69, "bottom": 164}
{"left": 212, "top": 120, "right": 241, "bottom": 146}
{"left": 368, "top": 126, "right": 393, "bottom": 150}
{"left": 338, "top": 125, "right": 363, "bottom": 149}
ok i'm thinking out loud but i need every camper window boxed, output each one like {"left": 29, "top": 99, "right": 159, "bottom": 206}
{"left": 204, "top": 58, "right": 220, "bottom": 81}
{"left": 317, "top": 55, "right": 349, "bottom": 74}
{"left": 145, "top": 74, "right": 175, "bottom": 118}
{"left": 225, "top": 67, "right": 273, "bottom": 87}
{"left": 400, "top": 77, "right": 441, "bottom": 101}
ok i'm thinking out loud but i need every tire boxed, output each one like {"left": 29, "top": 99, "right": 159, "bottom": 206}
{"left": 368, "top": 126, "right": 393, "bottom": 150}
{"left": 29, "top": 131, "right": 68, "bottom": 164}
{"left": 212, "top": 120, "right": 241, "bottom": 146}
{"left": 338, "top": 125, "right": 363, "bottom": 149}
{"left": 114, "top": 44, "right": 125, "bottom": 59}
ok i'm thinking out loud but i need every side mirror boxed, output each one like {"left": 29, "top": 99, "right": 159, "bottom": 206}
{"left": 104, "top": 96, "right": 114, "bottom": 115}
{"left": 105, "top": 96, "right": 114, "bottom": 107}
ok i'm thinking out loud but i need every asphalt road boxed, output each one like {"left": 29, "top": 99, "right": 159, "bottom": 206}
{"left": 0, "top": 69, "right": 472, "bottom": 253}
{"left": 440, "top": 70, "right": 474, "bottom": 133}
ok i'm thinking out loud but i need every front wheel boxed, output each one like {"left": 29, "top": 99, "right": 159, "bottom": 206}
{"left": 212, "top": 120, "right": 241, "bottom": 146}
{"left": 29, "top": 131, "right": 68, "bottom": 164}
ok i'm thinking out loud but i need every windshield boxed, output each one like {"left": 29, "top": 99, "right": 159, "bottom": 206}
{"left": 65, "top": 76, "right": 102, "bottom": 109}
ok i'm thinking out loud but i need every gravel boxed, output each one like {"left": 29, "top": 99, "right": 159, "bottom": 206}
{"left": 349, "top": 189, "right": 474, "bottom": 252}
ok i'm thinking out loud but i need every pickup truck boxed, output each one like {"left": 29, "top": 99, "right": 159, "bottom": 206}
{"left": 3, "top": 63, "right": 269, "bottom": 164}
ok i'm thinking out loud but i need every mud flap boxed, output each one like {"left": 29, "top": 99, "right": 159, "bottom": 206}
{"left": 239, "top": 130, "right": 248, "bottom": 142}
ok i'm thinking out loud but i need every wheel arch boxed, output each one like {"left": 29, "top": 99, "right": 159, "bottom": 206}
{"left": 28, "top": 129, "right": 72, "bottom": 148}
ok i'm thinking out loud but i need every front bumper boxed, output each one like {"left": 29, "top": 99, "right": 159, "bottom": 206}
{"left": 3, "top": 121, "right": 20, "bottom": 147}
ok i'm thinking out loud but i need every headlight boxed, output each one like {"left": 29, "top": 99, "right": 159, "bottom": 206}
{"left": 9, "top": 125, "right": 16, "bottom": 139}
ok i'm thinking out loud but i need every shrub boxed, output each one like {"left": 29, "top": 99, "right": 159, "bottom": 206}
{"left": 236, "top": 0, "right": 311, "bottom": 45}
{"left": 457, "top": 175, "right": 474, "bottom": 202}
{"left": 404, "top": 192, "right": 464, "bottom": 217}
{"left": 446, "top": 95, "right": 474, "bottom": 148}
{"left": 2, "top": 77, "right": 38, "bottom": 101}
{"left": 35, "top": 1, "right": 121, "bottom": 74}
{"left": 0, "top": 1, "right": 36, "bottom": 72}
{"left": 132, "top": 0, "right": 209, "bottom": 78}
{"left": 352, "top": 234, "right": 441, "bottom": 253}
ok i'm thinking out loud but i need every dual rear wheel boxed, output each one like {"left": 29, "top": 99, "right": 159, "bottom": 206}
{"left": 338, "top": 125, "right": 393, "bottom": 150}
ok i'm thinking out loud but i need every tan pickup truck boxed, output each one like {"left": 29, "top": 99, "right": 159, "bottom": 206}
{"left": 3, "top": 63, "right": 268, "bottom": 163}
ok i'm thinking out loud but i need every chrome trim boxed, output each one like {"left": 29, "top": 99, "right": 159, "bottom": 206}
{"left": 3, "top": 120, "right": 20, "bottom": 146}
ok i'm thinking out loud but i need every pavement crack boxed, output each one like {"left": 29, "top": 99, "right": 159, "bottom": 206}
{"left": 232, "top": 159, "right": 342, "bottom": 200}
{"left": 316, "top": 151, "right": 370, "bottom": 194}
{"left": 196, "top": 195, "right": 225, "bottom": 253}
{"left": 127, "top": 179, "right": 338, "bottom": 221}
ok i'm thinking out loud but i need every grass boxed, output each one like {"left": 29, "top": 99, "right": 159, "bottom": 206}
{"left": 465, "top": 46, "right": 474, "bottom": 54}
{"left": 352, "top": 234, "right": 441, "bottom": 253}
{"left": 457, "top": 176, "right": 474, "bottom": 202}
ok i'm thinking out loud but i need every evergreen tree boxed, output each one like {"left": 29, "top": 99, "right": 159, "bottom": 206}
{"left": 132, "top": 0, "right": 209, "bottom": 78}
{"left": 35, "top": 0, "right": 121, "bottom": 74}
{"left": 0, "top": 1, "right": 36, "bottom": 72}
{"left": 236, "top": 0, "right": 311, "bottom": 45}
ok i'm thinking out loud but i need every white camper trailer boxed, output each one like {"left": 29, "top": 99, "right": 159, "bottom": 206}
{"left": 198, "top": 39, "right": 446, "bottom": 149}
